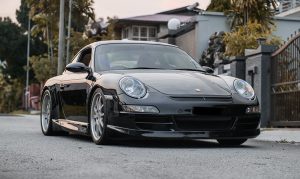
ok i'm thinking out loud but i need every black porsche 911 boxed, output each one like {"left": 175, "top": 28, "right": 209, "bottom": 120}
{"left": 41, "top": 40, "right": 260, "bottom": 145}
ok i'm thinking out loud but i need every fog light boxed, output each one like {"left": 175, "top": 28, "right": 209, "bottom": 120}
{"left": 246, "top": 106, "right": 260, "bottom": 114}
{"left": 123, "top": 105, "right": 159, "bottom": 113}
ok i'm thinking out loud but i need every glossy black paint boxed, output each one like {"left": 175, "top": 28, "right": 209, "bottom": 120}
{"left": 42, "top": 40, "right": 260, "bottom": 139}
{"left": 65, "top": 62, "right": 90, "bottom": 73}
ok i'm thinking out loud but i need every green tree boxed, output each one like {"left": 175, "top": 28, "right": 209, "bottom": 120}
{"left": 30, "top": 54, "right": 57, "bottom": 84}
{"left": 26, "top": 0, "right": 102, "bottom": 85}
{"left": 6, "top": 1, "right": 115, "bottom": 81}
{"left": 27, "top": 0, "right": 95, "bottom": 38}
{"left": 203, "top": 0, "right": 281, "bottom": 60}
{"left": 71, "top": 0, "right": 95, "bottom": 32}
{"left": 223, "top": 21, "right": 281, "bottom": 56}
{"left": 16, "top": 0, "right": 31, "bottom": 30}
{"left": 0, "top": 3, "right": 47, "bottom": 112}
{"left": 226, "top": 0, "right": 277, "bottom": 31}
{"left": 26, "top": 0, "right": 95, "bottom": 63}
{"left": 0, "top": 17, "right": 28, "bottom": 79}
{"left": 0, "top": 17, "right": 46, "bottom": 79}
{"left": 206, "top": 0, "right": 277, "bottom": 31}
{"left": 206, "top": 0, "right": 231, "bottom": 12}
{"left": 0, "top": 74, "right": 23, "bottom": 113}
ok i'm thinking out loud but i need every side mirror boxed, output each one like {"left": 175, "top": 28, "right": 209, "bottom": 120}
{"left": 65, "top": 62, "right": 96, "bottom": 81}
{"left": 66, "top": 62, "right": 90, "bottom": 73}
{"left": 202, "top": 66, "right": 214, "bottom": 74}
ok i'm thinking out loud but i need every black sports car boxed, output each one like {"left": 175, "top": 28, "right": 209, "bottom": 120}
{"left": 41, "top": 40, "right": 260, "bottom": 145}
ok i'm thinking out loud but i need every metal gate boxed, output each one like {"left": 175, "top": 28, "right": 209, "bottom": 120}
{"left": 271, "top": 32, "right": 300, "bottom": 127}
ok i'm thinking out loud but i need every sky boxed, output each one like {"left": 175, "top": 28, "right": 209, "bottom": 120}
{"left": 0, "top": 0, "right": 211, "bottom": 22}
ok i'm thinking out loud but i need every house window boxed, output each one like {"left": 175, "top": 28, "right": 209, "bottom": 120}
{"left": 132, "top": 26, "right": 157, "bottom": 41}
{"left": 133, "top": 26, "right": 139, "bottom": 37}
{"left": 149, "top": 27, "right": 156, "bottom": 38}
{"left": 122, "top": 27, "right": 129, "bottom": 39}
{"left": 140, "top": 27, "right": 147, "bottom": 37}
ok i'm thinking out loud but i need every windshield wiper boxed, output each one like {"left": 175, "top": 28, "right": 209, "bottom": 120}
{"left": 129, "top": 67, "right": 165, "bottom": 70}
{"left": 128, "top": 67, "right": 206, "bottom": 73}
{"left": 173, "top": 68, "right": 206, "bottom": 72}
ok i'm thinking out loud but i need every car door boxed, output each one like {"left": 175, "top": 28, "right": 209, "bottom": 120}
{"left": 59, "top": 47, "right": 93, "bottom": 123}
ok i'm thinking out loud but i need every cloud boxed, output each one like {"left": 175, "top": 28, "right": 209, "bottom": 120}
{"left": 93, "top": 0, "right": 211, "bottom": 19}
{"left": 0, "top": 0, "right": 20, "bottom": 22}
{"left": 1, "top": 0, "right": 211, "bottom": 23}
{"left": 159, "top": 0, "right": 211, "bottom": 11}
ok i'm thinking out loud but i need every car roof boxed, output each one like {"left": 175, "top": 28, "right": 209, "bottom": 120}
{"left": 87, "top": 40, "right": 178, "bottom": 48}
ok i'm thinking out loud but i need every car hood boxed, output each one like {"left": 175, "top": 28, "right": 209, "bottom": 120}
{"left": 108, "top": 70, "right": 231, "bottom": 96}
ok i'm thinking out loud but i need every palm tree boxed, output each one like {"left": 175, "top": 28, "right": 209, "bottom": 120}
{"left": 25, "top": 0, "right": 95, "bottom": 62}
{"left": 206, "top": 0, "right": 231, "bottom": 12}
{"left": 207, "top": 0, "right": 277, "bottom": 31}
{"left": 226, "top": 0, "right": 277, "bottom": 31}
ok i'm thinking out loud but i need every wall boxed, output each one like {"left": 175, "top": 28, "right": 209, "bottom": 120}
{"left": 158, "top": 25, "right": 169, "bottom": 44}
{"left": 194, "top": 12, "right": 230, "bottom": 61}
{"left": 158, "top": 25, "right": 168, "bottom": 37}
{"left": 273, "top": 17, "right": 300, "bottom": 40}
{"left": 175, "top": 29, "right": 196, "bottom": 58}
{"left": 245, "top": 46, "right": 273, "bottom": 127}
{"left": 193, "top": 12, "right": 300, "bottom": 60}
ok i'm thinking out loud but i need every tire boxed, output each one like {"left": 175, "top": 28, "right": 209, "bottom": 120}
{"left": 217, "top": 139, "right": 247, "bottom": 146}
{"left": 40, "top": 90, "right": 56, "bottom": 136}
{"left": 89, "top": 88, "right": 109, "bottom": 145}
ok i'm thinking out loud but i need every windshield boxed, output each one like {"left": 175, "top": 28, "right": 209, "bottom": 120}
{"left": 94, "top": 43, "right": 203, "bottom": 71}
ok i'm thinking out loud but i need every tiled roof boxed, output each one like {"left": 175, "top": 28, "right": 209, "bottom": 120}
{"left": 157, "top": 6, "right": 201, "bottom": 15}
{"left": 120, "top": 14, "right": 195, "bottom": 23}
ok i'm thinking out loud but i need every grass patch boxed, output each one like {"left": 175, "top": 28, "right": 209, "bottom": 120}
{"left": 9, "top": 110, "right": 30, "bottom": 115}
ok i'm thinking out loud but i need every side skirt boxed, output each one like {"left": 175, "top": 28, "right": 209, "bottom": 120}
{"left": 52, "top": 119, "right": 89, "bottom": 135}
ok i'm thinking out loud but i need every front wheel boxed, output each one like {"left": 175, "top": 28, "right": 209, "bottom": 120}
{"left": 41, "top": 90, "right": 55, "bottom": 135}
{"left": 217, "top": 139, "right": 247, "bottom": 146}
{"left": 89, "top": 88, "right": 109, "bottom": 145}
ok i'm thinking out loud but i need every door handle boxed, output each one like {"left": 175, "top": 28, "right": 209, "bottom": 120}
{"left": 60, "top": 84, "right": 65, "bottom": 90}
{"left": 60, "top": 84, "right": 70, "bottom": 90}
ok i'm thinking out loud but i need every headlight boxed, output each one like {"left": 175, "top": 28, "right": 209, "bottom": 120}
{"left": 119, "top": 77, "right": 146, "bottom": 98}
{"left": 233, "top": 79, "right": 255, "bottom": 100}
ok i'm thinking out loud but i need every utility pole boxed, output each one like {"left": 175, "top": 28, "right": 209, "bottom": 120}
{"left": 58, "top": 0, "right": 65, "bottom": 75}
{"left": 66, "top": 0, "right": 72, "bottom": 65}
{"left": 25, "top": 9, "right": 31, "bottom": 111}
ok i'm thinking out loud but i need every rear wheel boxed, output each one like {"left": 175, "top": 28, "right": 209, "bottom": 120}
{"left": 217, "top": 139, "right": 247, "bottom": 146}
{"left": 89, "top": 88, "right": 109, "bottom": 145}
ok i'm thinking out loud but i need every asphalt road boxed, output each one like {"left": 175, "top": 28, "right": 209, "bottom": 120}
{"left": 0, "top": 115, "right": 300, "bottom": 179}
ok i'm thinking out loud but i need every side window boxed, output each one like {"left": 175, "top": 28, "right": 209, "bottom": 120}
{"left": 78, "top": 48, "right": 92, "bottom": 66}
{"left": 70, "top": 53, "right": 80, "bottom": 63}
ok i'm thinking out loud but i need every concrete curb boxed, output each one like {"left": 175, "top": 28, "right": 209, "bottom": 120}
{"left": 255, "top": 128, "right": 300, "bottom": 143}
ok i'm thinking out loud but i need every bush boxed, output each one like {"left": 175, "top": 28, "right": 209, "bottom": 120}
{"left": 30, "top": 54, "right": 57, "bottom": 84}
{"left": 224, "top": 21, "right": 282, "bottom": 57}
{"left": 0, "top": 74, "right": 23, "bottom": 113}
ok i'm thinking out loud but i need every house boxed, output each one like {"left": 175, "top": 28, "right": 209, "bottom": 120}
{"left": 276, "top": 0, "right": 300, "bottom": 18}
{"left": 115, "top": 4, "right": 200, "bottom": 42}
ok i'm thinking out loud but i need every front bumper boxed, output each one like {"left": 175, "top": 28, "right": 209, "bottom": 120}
{"left": 107, "top": 113, "right": 260, "bottom": 139}
{"left": 107, "top": 125, "right": 260, "bottom": 139}
{"left": 105, "top": 93, "right": 260, "bottom": 139}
